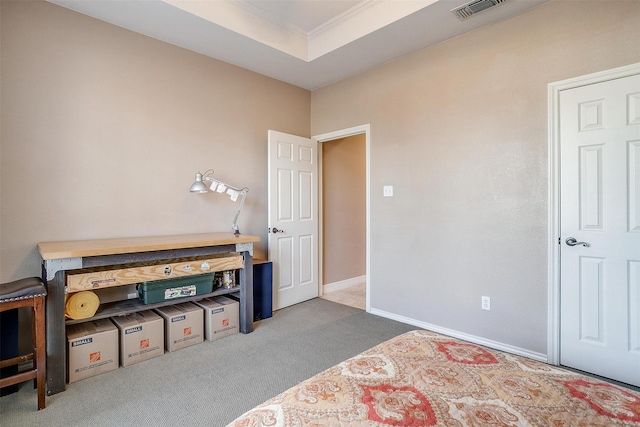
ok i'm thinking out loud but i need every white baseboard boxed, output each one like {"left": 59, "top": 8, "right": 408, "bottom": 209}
{"left": 369, "top": 307, "right": 548, "bottom": 363}
{"left": 323, "top": 275, "right": 366, "bottom": 294}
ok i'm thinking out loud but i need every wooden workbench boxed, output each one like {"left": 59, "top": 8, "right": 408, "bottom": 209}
{"left": 39, "top": 232, "right": 259, "bottom": 395}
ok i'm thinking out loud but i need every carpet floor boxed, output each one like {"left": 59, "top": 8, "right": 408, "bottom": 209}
{"left": 0, "top": 298, "right": 415, "bottom": 426}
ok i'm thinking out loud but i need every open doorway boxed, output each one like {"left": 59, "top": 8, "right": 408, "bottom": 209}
{"left": 313, "top": 125, "right": 370, "bottom": 312}
{"left": 320, "top": 134, "right": 366, "bottom": 309}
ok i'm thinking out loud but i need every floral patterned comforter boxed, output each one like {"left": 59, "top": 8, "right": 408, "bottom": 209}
{"left": 229, "top": 330, "right": 640, "bottom": 426}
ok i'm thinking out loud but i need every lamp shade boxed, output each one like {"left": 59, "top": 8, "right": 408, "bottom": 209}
{"left": 189, "top": 172, "right": 209, "bottom": 193}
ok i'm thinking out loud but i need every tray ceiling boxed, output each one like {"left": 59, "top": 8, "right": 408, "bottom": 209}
{"left": 47, "top": 0, "right": 550, "bottom": 90}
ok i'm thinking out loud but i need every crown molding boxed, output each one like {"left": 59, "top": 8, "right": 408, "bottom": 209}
{"left": 162, "top": 0, "right": 309, "bottom": 61}
{"left": 308, "top": 0, "right": 437, "bottom": 61}
{"left": 234, "top": 0, "right": 309, "bottom": 40}
{"left": 309, "top": 0, "right": 377, "bottom": 37}
{"left": 164, "top": 0, "right": 434, "bottom": 63}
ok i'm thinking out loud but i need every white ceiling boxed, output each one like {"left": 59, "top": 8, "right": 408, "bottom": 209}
{"left": 47, "top": 0, "right": 550, "bottom": 90}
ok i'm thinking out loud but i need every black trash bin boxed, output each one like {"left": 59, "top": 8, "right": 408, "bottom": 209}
{"left": 253, "top": 259, "right": 273, "bottom": 321}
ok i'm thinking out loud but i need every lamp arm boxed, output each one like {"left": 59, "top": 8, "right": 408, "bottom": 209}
{"left": 231, "top": 189, "right": 248, "bottom": 235}
{"left": 203, "top": 178, "right": 244, "bottom": 193}
{"left": 201, "top": 169, "right": 214, "bottom": 181}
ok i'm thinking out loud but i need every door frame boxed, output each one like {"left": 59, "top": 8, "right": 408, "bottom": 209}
{"left": 313, "top": 124, "right": 371, "bottom": 312}
{"left": 547, "top": 62, "right": 640, "bottom": 365}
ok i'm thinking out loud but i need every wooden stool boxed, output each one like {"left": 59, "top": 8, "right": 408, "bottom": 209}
{"left": 0, "top": 277, "right": 47, "bottom": 410}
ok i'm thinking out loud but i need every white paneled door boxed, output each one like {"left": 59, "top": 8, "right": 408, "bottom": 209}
{"left": 560, "top": 73, "right": 640, "bottom": 386}
{"left": 268, "top": 130, "right": 318, "bottom": 310}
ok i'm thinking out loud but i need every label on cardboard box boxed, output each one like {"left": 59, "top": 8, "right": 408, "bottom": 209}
{"left": 195, "top": 296, "right": 239, "bottom": 341}
{"left": 66, "top": 318, "right": 119, "bottom": 383}
{"left": 155, "top": 302, "right": 203, "bottom": 352}
{"left": 111, "top": 310, "right": 164, "bottom": 367}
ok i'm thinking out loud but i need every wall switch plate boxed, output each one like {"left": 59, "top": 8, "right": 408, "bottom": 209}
{"left": 481, "top": 296, "right": 491, "bottom": 310}
{"left": 383, "top": 185, "right": 393, "bottom": 197}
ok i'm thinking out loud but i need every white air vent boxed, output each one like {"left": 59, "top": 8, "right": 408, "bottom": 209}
{"left": 451, "top": 0, "right": 510, "bottom": 20}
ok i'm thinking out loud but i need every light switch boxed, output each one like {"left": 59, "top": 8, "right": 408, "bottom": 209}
{"left": 383, "top": 186, "right": 393, "bottom": 197}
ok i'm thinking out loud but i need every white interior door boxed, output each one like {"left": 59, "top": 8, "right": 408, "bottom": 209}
{"left": 559, "top": 73, "right": 640, "bottom": 386}
{"left": 268, "top": 130, "right": 318, "bottom": 310}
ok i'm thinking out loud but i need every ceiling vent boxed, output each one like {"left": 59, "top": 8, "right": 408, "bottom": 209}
{"left": 451, "top": 0, "right": 510, "bottom": 20}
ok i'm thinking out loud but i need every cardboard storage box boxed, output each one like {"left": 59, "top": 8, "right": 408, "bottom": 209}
{"left": 155, "top": 302, "right": 203, "bottom": 352}
{"left": 138, "top": 274, "right": 213, "bottom": 304}
{"left": 66, "top": 318, "right": 118, "bottom": 383}
{"left": 111, "top": 310, "right": 164, "bottom": 367}
{"left": 195, "top": 296, "right": 239, "bottom": 341}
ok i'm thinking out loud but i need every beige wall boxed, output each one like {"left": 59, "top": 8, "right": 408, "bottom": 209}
{"left": 322, "top": 135, "right": 366, "bottom": 285}
{"left": 311, "top": 0, "right": 640, "bottom": 354}
{"left": 0, "top": 1, "right": 310, "bottom": 281}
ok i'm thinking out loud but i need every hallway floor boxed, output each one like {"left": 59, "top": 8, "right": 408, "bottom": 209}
{"left": 320, "top": 282, "right": 365, "bottom": 310}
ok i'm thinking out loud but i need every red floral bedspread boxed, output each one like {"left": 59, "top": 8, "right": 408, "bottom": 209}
{"left": 229, "top": 330, "right": 640, "bottom": 426}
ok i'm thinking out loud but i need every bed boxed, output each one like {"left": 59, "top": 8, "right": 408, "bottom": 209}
{"left": 228, "top": 330, "right": 640, "bottom": 426}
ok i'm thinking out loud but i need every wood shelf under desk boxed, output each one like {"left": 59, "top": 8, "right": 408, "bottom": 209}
{"left": 39, "top": 232, "right": 259, "bottom": 396}
{"left": 66, "top": 287, "right": 240, "bottom": 325}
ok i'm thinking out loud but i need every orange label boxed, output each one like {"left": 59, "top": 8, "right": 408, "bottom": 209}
{"left": 184, "top": 327, "right": 192, "bottom": 336}
{"left": 140, "top": 339, "right": 150, "bottom": 349}
{"left": 89, "top": 351, "right": 101, "bottom": 363}
{"left": 222, "top": 319, "right": 230, "bottom": 327}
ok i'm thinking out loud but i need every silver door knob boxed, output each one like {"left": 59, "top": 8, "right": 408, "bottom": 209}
{"left": 270, "top": 227, "right": 284, "bottom": 233}
{"left": 565, "top": 237, "right": 589, "bottom": 247}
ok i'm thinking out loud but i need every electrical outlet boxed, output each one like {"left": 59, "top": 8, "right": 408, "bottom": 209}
{"left": 383, "top": 185, "right": 393, "bottom": 197}
{"left": 481, "top": 296, "right": 491, "bottom": 310}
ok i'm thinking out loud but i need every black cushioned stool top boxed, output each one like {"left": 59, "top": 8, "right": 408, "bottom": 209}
{"left": 0, "top": 277, "right": 47, "bottom": 303}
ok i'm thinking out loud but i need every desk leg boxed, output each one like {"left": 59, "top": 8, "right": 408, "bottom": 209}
{"left": 239, "top": 251, "right": 254, "bottom": 334}
{"left": 43, "top": 268, "right": 66, "bottom": 395}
